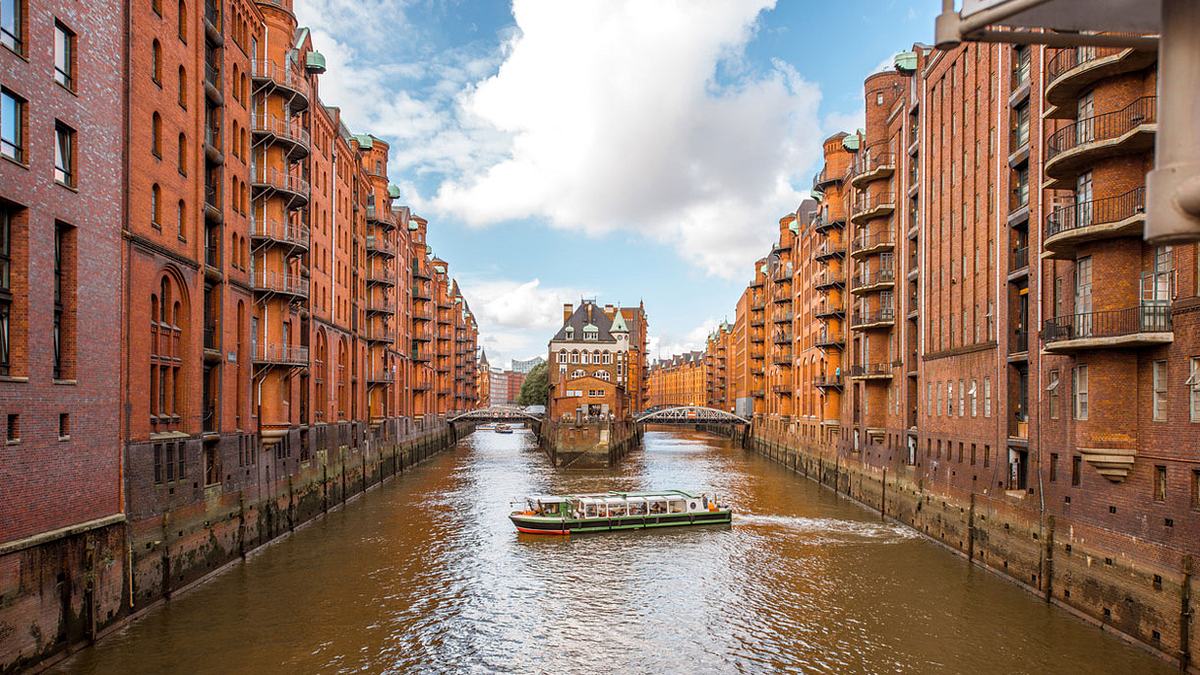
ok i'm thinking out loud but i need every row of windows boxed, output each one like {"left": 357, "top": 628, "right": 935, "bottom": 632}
{"left": 0, "top": 208, "right": 76, "bottom": 380}
{"left": 557, "top": 349, "right": 620, "bottom": 365}
{"left": 1, "top": 88, "right": 77, "bottom": 187}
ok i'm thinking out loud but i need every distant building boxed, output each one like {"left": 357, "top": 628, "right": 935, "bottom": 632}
{"left": 490, "top": 368, "right": 510, "bottom": 405}
{"left": 511, "top": 356, "right": 544, "bottom": 374}
{"left": 547, "top": 299, "right": 648, "bottom": 420}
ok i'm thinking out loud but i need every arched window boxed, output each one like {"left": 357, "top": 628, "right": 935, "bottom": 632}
{"left": 177, "top": 133, "right": 186, "bottom": 174}
{"left": 558, "top": 349, "right": 567, "bottom": 363}
{"left": 337, "top": 339, "right": 348, "bottom": 418}
{"left": 231, "top": 120, "right": 239, "bottom": 157}
{"left": 178, "top": 66, "right": 186, "bottom": 108}
{"left": 151, "top": 184, "right": 161, "bottom": 227}
{"left": 596, "top": 370, "right": 610, "bottom": 381}
{"left": 151, "top": 112, "right": 162, "bottom": 156}
{"left": 176, "top": 200, "right": 186, "bottom": 240}
{"left": 571, "top": 369, "right": 585, "bottom": 379}
{"left": 151, "top": 39, "right": 162, "bottom": 83}
{"left": 177, "top": 0, "right": 187, "bottom": 41}
{"left": 150, "top": 273, "right": 186, "bottom": 429}
{"left": 570, "top": 350, "right": 579, "bottom": 364}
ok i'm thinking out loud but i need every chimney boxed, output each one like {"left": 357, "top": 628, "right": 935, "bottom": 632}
{"left": 563, "top": 303, "right": 573, "bottom": 323}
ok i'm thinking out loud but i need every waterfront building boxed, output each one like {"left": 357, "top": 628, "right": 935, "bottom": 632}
{"left": 477, "top": 349, "right": 490, "bottom": 407}
{"left": 646, "top": 351, "right": 707, "bottom": 408}
{"left": 661, "top": 39, "right": 1196, "bottom": 663}
{"left": 0, "top": 1, "right": 479, "bottom": 668}
{"left": 547, "top": 300, "right": 647, "bottom": 420}
{"left": 511, "top": 355, "right": 544, "bottom": 374}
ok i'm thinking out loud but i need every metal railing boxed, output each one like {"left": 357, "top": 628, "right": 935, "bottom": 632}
{"left": 1043, "top": 304, "right": 1172, "bottom": 343}
{"left": 253, "top": 342, "right": 309, "bottom": 365}
{"left": 852, "top": 307, "right": 895, "bottom": 326}
{"left": 816, "top": 241, "right": 845, "bottom": 258}
{"left": 253, "top": 167, "right": 310, "bottom": 199}
{"left": 251, "top": 270, "right": 309, "bottom": 297}
{"left": 849, "top": 363, "right": 892, "bottom": 378}
{"left": 1010, "top": 246, "right": 1029, "bottom": 271}
{"left": 251, "top": 218, "right": 309, "bottom": 248}
{"left": 774, "top": 311, "right": 794, "bottom": 323}
{"left": 851, "top": 151, "right": 895, "bottom": 178}
{"left": 813, "top": 166, "right": 841, "bottom": 188}
{"left": 1046, "top": 96, "right": 1157, "bottom": 160}
{"left": 251, "top": 59, "right": 310, "bottom": 99}
{"left": 854, "top": 230, "right": 894, "bottom": 254}
{"left": 854, "top": 266, "right": 895, "bottom": 288}
{"left": 251, "top": 113, "right": 311, "bottom": 148}
{"left": 772, "top": 331, "right": 793, "bottom": 345}
{"left": 1011, "top": 329, "right": 1029, "bottom": 353}
{"left": 1046, "top": 39, "right": 1144, "bottom": 84}
{"left": 366, "top": 235, "right": 395, "bottom": 256}
{"left": 1045, "top": 186, "right": 1146, "bottom": 238}
{"left": 813, "top": 374, "right": 843, "bottom": 387}
{"left": 852, "top": 190, "right": 895, "bottom": 218}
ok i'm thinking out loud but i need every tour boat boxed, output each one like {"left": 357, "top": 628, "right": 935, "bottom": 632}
{"left": 509, "top": 490, "right": 732, "bottom": 535}
{"left": 494, "top": 423, "right": 513, "bottom": 434}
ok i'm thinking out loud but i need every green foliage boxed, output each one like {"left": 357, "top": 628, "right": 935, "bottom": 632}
{"left": 517, "top": 362, "right": 549, "bottom": 406}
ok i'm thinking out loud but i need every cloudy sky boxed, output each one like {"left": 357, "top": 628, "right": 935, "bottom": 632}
{"left": 295, "top": 0, "right": 937, "bottom": 368}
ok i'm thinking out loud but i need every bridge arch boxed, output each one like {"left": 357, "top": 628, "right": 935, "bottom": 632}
{"left": 633, "top": 405, "right": 749, "bottom": 425}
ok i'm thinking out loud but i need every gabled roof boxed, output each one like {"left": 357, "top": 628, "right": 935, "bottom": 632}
{"left": 552, "top": 301, "right": 616, "bottom": 343}
{"left": 610, "top": 310, "right": 629, "bottom": 333}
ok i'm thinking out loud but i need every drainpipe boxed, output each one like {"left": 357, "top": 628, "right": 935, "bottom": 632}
{"left": 1146, "top": 0, "right": 1200, "bottom": 244}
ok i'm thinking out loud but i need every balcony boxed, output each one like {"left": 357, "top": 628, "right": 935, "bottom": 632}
{"left": 1044, "top": 96, "right": 1156, "bottom": 189}
{"left": 850, "top": 190, "right": 895, "bottom": 225}
{"left": 751, "top": 388, "right": 765, "bottom": 398}
{"left": 412, "top": 262, "right": 432, "bottom": 280}
{"left": 749, "top": 316, "right": 765, "bottom": 328}
{"left": 772, "top": 331, "right": 793, "bottom": 345}
{"left": 813, "top": 374, "right": 843, "bottom": 390}
{"left": 412, "top": 327, "right": 434, "bottom": 342}
{"left": 250, "top": 218, "right": 309, "bottom": 253}
{"left": 411, "top": 349, "right": 432, "bottom": 363}
{"left": 412, "top": 285, "right": 432, "bottom": 301}
{"left": 1010, "top": 329, "right": 1029, "bottom": 356}
{"left": 849, "top": 152, "right": 895, "bottom": 189}
{"left": 1043, "top": 305, "right": 1172, "bottom": 353}
{"left": 814, "top": 272, "right": 844, "bottom": 290}
{"left": 366, "top": 371, "right": 395, "bottom": 385}
{"left": 204, "top": 184, "right": 223, "bottom": 223}
{"left": 813, "top": 214, "right": 845, "bottom": 233}
{"left": 412, "top": 307, "right": 433, "bottom": 321}
{"left": 772, "top": 350, "right": 793, "bottom": 366}
{"left": 412, "top": 379, "right": 432, "bottom": 391}
{"left": 851, "top": 231, "right": 894, "bottom": 259}
{"left": 365, "top": 204, "right": 395, "bottom": 229}
{"left": 851, "top": 307, "right": 895, "bottom": 330}
{"left": 750, "top": 332, "right": 765, "bottom": 344}
{"left": 816, "top": 331, "right": 844, "bottom": 349}
{"left": 773, "top": 311, "right": 793, "bottom": 324}
{"left": 1043, "top": 186, "right": 1146, "bottom": 259}
{"left": 851, "top": 267, "right": 895, "bottom": 294}
{"left": 365, "top": 234, "right": 396, "bottom": 258}
{"left": 1009, "top": 247, "right": 1029, "bottom": 275}
{"left": 1045, "top": 45, "right": 1157, "bottom": 118}
{"left": 251, "top": 113, "right": 310, "bottom": 160}
{"left": 253, "top": 342, "right": 308, "bottom": 367}
{"left": 815, "top": 241, "right": 846, "bottom": 261}
{"left": 366, "top": 268, "right": 396, "bottom": 286}
{"left": 252, "top": 167, "right": 310, "bottom": 207}
{"left": 203, "top": 61, "right": 223, "bottom": 105}
{"left": 772, "top": 266, "right": 793, "bottom": 285}
{"left": 813, "top": 166, "right": 842, "bottom": 190}
{"left": 365, "top": 297, "right": 394, "bottom": 315}
{"left": 815, "top": 304, "right": 844, "bottom": 319}
{"left": 251, "top": 270, "right": 309, "bottom": 299}
{"left": 203, "top": 1, "right": 223, "bottom": 42}
{"left": 362, "top": 324, "right": 395, "bottom": 344}
{"left": 772, "top": 384, "right": 792, "bottom": 395}
{"left": 250, "top": 59, "right": 310, "bottom": 113}
{"left": 849, "top": 363, "right": 894, "bottom": 380}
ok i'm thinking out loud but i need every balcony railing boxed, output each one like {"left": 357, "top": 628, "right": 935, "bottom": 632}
{"left": 1011, "top": 329, "right": 1029, "bottom": 353}
{"left": 253, "top": 167, "right": 311, "bottom": 201}
{"left": 250, "top": 218, "right": 309, "bottom": 249}
{"left": 253, "top": 343, "right": 308, "bottom": 366}
{"left": 852, "top": 307, "right": 895, "bottom": 327}
{"left": 815, "top": 242, "right": 846, "bottom": 259}
{"left": 850, "top": 152, "right": 895, "bottom": 185}
{"left": 851, "top": 190, "right": 895, "bottom": 222}
{"left": 1045, "top": 186, "right": 1146, "bottom": 239}
{"left": 853, "top": 266, "right": 895, "bottom": 288}
{"left": 251, "top": 270, "right": 309, "bottom": 298}
{"left": 1046, "top": 96, "right": 1157, "bottom": 160}
{"left": 366, "top": 235, "right": 396, "bottom": 257}
{"left": 1010, "top": 246, "right": 1029, "bottom": 272}
{"left": 772, "top": 332, "right": 793, "bottom": 345}
{"left": 1047, "top": 42, "right": 1142, "bottom": 84}
{"left": 250, "top": 59, "right": 310, "bottom": 101}
{"left": 849, "top": 363, "right": 893, "bottom": 379}
{"left": 813, "top": 166, "right": 842, "bottom": 189}
{"left": 1043, "top": 305, "right": 1172, "bottom": 345}
{"left": 852, "top": 231, "right": 894, "bottom": 256}
{"left": 774, "top": 311, "right": 794, "bottom": 324}
{"left": 813, "top": 374, "right": 843, "bottom": 388}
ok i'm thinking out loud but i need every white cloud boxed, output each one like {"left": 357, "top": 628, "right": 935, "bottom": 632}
{"left": 420, "top": 0, "right": 824, "bottom": 279}
{"left": 648, "top": 318, "right": 720, "bottom": 362}
{"left": 462, "top": 277, "right": 591, "bottom": 367}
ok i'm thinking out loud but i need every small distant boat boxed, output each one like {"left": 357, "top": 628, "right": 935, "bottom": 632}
{"left": 477, "top": 423, "right": 497, "bottom": 431}
{"left": 494, "top": 423, "right": 513, "bottom": 434}
{"left": 510, "top": 491, "right": 732, "bottom": 535}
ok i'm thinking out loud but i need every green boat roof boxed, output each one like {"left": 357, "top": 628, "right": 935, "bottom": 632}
{"left": 527, "top": 490, "right": 700, "bottom": 501}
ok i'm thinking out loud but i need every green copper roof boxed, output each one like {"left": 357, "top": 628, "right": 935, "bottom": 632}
{"left": 354, "top": 134, "right": 373, "bottom": 149}
{"left": 759, "top": 263, "right": 767, "bottom": 274}
{"left": 305, "top": 51, "right": 327, "bottom": 73}
{"left": 788, "top": 219, "right": 799, "bottom": 234}
{"left": 811, "top": 188, "right": 824, "bottom": 202}
{"left": 842, "top": 135, "right": 860, "bottom": 152}
{"left": 387, "top": 184, "right": 401, "bottom": 199}
{"left": 583, "top": 323, "right": 599, "bottom": 332}
{"left": 610, "top": 311, "right": 628, "bottom": 333}
{"left": 408, "top": 221, "right": 419, "bottom": 231}
{"left": 894, "top": 51, "right": 918, "bottom": 73}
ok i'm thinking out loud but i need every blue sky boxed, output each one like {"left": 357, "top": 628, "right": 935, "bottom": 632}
{"left": 296, "top": 0, "right": 939, "bottom": 368}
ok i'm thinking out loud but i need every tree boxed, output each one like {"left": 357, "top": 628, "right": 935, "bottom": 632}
{"left": 517, "top": 362, "right": 549, "bottom": 406}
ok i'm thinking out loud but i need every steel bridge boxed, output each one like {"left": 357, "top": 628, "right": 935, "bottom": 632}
{"left": 633, "top": 405, "right": 750, "bottom": 426}
{"left": 447, "top": 406, "right": 544, "bottom": 424}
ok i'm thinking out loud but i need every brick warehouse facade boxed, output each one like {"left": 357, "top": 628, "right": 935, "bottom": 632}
{"left": 0, "top": 0, "right": 480, "bottom": 670}
{"left": 653, "top": 42, "right": 1199, "bottom": 669}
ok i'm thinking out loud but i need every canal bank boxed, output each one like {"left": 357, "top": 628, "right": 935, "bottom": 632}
{"left": 49, "top": 427, "right": 1171, "bottom": 674}
{"left": 741, "top": 420, "right": 1196, "bottom": 673}
{"left": 3, "top": 421, "right": 464, "bottom": 675}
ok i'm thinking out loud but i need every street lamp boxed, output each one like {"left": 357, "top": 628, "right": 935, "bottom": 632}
{"left": 934, "top": 0, "right": 1200, "bottom": 244}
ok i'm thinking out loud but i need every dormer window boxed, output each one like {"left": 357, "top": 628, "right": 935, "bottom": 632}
{"left": 565, "top": 327, "right": 574, "bottom": 339}
{"left": 584, "top": 329, "right": 598, "bottom": 341}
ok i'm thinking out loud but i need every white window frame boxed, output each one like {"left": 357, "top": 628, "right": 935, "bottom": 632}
{"left": 969, "top": 379, "right": 978, "bottom": 417}
{"left": 983, "top": 377, "right": 992, "bottom": 418}
{"left": 1152, "top": 360, "right": 1167, "bottom": 422}
{"left": 1188, "top": 357, "right": 1200, "bottom": 423}
{"left": 1073, "top": 365, "right": 1089, "bottom": 420}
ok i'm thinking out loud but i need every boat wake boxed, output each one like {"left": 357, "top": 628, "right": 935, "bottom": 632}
{"left": 733, "top": 513, "right": 918, "bottom": 544}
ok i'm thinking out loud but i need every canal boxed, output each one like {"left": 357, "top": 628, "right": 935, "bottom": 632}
{"left": 57, "top": 427, "right": 1170, "bottom": 674}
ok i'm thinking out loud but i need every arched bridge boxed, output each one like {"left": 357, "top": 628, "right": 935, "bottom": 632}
{"left": 448, "top": 406, "right": 544, "bottom": 424}
{"left": 634, "top": 406, "right": 749, "bottom": 426}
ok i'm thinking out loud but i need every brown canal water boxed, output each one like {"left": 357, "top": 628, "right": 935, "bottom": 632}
{"left": 56, "top": 427, "right": 1171, "bottom": 674}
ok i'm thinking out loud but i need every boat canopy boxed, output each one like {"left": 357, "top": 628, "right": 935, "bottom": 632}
{"left": 527, "top": 495, "right": 567, "bottom": 504}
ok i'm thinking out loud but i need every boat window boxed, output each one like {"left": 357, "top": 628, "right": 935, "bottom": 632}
{"left": 668, "top": 500, "right": 685, "bottom": 514}
{"left": 584, "top": 503, "right": 597, "bottom": 518}
{"left": 648, "top": 500, "right": 665, "bottom": 515}
{"left": 629, "top": 501, "right": 647, "bottom": 516}
{"left": 606, "top": 502, "right": 627, "bottom": 517}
